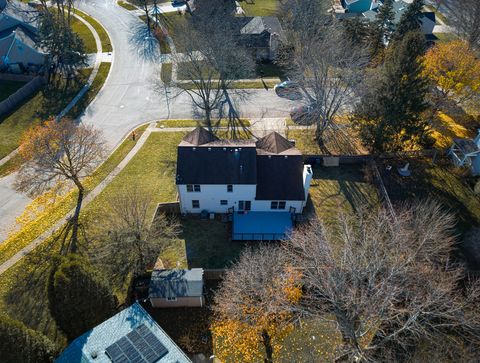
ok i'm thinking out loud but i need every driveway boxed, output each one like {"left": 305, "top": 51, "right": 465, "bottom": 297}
{"left": 0, "top": 0, "right": 295, "bottom": 241}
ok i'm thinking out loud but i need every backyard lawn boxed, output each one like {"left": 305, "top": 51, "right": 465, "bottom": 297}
{"left": 307, "top": 164, "right": 379, "bottom": 227}
{"left": 0, "top": 80, "right": 25, "bottom": 102}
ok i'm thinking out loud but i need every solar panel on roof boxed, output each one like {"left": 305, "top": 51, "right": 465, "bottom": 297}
{"left": 105, "top": 324, "right": 169, "bottom": 363}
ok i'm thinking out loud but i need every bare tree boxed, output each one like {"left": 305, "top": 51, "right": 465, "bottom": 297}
{"left": 448, "top": 0, "right": 480, "bottom": 48}
{"left": 15, "top": 119, "right": 105, "bottom": 254}
{"left": 284, "top": 201, "right": 480, "bottom": 362}
{"left": 90, "top": 185, "right": 181, "bottom": 285}
{"left": 212, "top": 245, "right": 302, "bottom": 363}
{"left": 280, "top": 3, "right": 367, "bottom": 146}
{"left": 156, "top": 8, "right": 254, "bottom": 138}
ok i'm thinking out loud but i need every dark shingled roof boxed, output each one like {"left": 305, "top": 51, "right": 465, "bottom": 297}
{"left": 180, "top": 126, "right": 219, "bottom": 146}
{"left": 256, "top": 132, "right": 301, "bottom": 155}
{"left": 255, "top": 155, "right": 305, "bottom": 201}
{"left": 235, "top": 16, "right": 285, "bottom": 48}
{"left": 176, "top": 128, "right": 306, "bottom": 200}
{"left": 176, "top": 144, "right": 257, "bottom": 185}
{"left": 149, "top": 269, "right": 204, "bottom": 299}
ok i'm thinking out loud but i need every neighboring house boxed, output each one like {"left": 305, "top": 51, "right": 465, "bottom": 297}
{"left": 337, "top": 0, "right": 436, "bottom": 38}
{"left": 235, "top": 16, "right": 285, "bottom": 62}
{"left": 0, "top": 1, "right": 45, "bottom": 73}
{"left": 149, "top": 268, "right": 204, "bottom": 308}
{"left": 55, "top": 303, "right": 192, "bottom": 363}
{"left": 448, "top": 131, "right": 480, "bottom": 176}
{"left": 342, "top": 0, "right": 380, "bottom": 13}
{"left": 176, "top": 127, "right": 313, "bottom": 240}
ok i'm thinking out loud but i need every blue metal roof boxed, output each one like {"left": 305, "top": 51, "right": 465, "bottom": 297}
{"left": 232, "top": 212, "right": 293, "bottom": 240}
{"left": 55, "top": 303, "right": 191, "bottom": 363}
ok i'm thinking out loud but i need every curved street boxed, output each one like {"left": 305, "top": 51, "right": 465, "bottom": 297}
{"left": 0, "top": 0, "right": 295, "bottom": 241}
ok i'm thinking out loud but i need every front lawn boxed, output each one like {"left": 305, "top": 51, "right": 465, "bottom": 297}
{"left": 70, "top": 15, "right": 97, "bottom": 53}
{"left": 238, "top": 0, "right": 279, "bottom": 16}
{"left": 0, "top": 80, "right": 25, "bottom": 102}
{"left": 0, "top": 69, "right": 92, "bottom": 160}
{"left": 74, "top": 9, "right": 113, "bottom": 52}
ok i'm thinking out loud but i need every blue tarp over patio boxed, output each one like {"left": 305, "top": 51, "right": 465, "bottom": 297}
{"left": 232, "top": 212, "right": 293, "bottom": 240}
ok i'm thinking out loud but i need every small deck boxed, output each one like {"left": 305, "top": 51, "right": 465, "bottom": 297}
{"left": 232, "top": 211, "right": 293, "bottom": 241}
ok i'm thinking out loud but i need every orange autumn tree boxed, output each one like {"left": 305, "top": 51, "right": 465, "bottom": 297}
{"left": 211, "top": 246, "right": 302, "bottom": 363}
{"left": 423, "top": 40, "right": 480, "bottom": 107}
{"left": 15, "top": 118, "right": 105, "bottom": 254}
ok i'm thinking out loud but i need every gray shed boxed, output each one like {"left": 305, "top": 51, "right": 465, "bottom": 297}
{"left": 149, "top": 269, "right": 204, "bottom": 308}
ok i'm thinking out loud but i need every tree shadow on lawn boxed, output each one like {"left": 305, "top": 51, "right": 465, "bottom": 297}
{"left": 378, "top": 157, "right": 480, "bottom": 233}
{"left": 2, "top": 242, "right": 64, "bottom": 344}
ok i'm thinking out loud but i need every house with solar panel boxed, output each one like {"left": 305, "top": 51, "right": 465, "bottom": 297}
{"left": 55, "top": 302, "right": 192, "bottom": 363}
{"left": 149, "top": 269, "right": 205, "bottom": 308}
{"left": 0, "top": 0, "right": 46, "bottom": 73}
{"left": 175, "top": 127, "right": 313, "bottom": 240}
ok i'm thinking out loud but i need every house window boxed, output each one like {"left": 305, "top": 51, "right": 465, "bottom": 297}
{"left": 166, "top": 296, "right": 177, "bottom": 301}
{"left": 227, "top": 185, "right": 233, "bottom": 192}
{"left": 220, "top": 200, "right": 228, "bottom": 205}
{"left": 187, "top": 185, "right": 201, "bottom": 192}
{"left": 239, "top": 200, "right": 251, "bottom": 211}
{"left": 192, "top": 200, "right": 200, "bottom": 208}
{"left": 271, "top": 201, "right": 286, "bottom": 210}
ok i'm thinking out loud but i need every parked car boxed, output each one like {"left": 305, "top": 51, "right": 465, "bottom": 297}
{"left": 172, "top": 0, "right": 186, "bottom": 6}
{"left": 290, "top": 105, "right": 316, "bottom": 125}
{"left": 274, "top": 81, "right": 303, "bottom": 100}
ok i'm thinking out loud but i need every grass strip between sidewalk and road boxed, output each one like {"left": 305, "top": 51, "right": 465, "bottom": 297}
{"left": 157, "top": 119, "right": 251, "bottom": 128}
{"left": 74, "top": 9, "right": 113, "bottom": 52}
{"left": 117, "top": 0, "right": 137, "bottom": 10}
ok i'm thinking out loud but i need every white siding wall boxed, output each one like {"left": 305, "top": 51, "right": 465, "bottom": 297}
{"left": 178, "top": 184, "right": 306, "bottom": 214}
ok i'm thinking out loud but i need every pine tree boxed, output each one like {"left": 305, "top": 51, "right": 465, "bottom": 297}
{"left": 354, "top": 31, "right": 430, "bottom": 152}
{"left": 369, "top": 0, "right": 395, "bottom": 60}
{"left": 393, "top": 0, "right": 425, "bottom": 40}
{"left": 47, "top": 254, "right": 117, "bottom": 341}
{"left": 0, "top": 315, "right": 57, "bottom": 363}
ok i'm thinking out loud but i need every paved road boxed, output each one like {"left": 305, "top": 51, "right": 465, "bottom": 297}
{"left": 0, "top": 0, "right": 294, "bottom": 241}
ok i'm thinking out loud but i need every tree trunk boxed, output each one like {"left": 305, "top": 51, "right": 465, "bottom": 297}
{"left": 69, "top": 183, "right": 84, "bottom": 254}
{"left": 261, "top": 329, "right": 274, "bottom": 363}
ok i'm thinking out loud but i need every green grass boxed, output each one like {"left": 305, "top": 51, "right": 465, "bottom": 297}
{"left": 434, "top": 32, "right": 459, "bottom": 44}
{"left": 0, "top": 69, "right": 92, "bottom": 160}
{"left": 67, "top": 62, "right": 111, "bottom": 118}
{"left": 71, "top": 15, "right": 97, "bottom": 53}
{"left": 238, "top": 0, "right": 279, "bottom": 16}
{"left": 157, "top": 119, "right": 251, "bottom": 128}
{"left": 161, "top": 63, "right": 172, "bottom": 84}
{"left": 178, "top": 79, "right": 278, "bottom": 90}
{"left": 0, "top": 124, "right": 148, "bottom": 265}
{"left": 379, "top": 158, "right": 480, "bottom": 234}
{"left": 0, "top": 80, "right": 26, "bottom": 102}
{"left": 307, "top": 165, "right": 379, "bottom": 228}
{"left": 74, "top": 9, "right": 113, "bottom": 52}
{"left": 117, "top": 0, "right": 137, "bottom": 10}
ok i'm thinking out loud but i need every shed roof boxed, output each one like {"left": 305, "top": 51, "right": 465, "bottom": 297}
{"left": 55, "top": 303, "right": 191, "bottom": 363}
{"left": 149, "top": 269, "right": 204, "bottom": 299}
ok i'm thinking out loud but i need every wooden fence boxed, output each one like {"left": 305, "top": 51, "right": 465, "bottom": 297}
{"left": 0, "top": 75, "right": 46, "bottom": 118}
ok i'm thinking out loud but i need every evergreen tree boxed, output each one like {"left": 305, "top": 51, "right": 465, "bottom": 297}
{"left": 354, "top": 31, "right": 429, "bottom": 152}
{"left": 343, "top": 18, "right": 370, "bottom": 48}
{"left": 0, "top": 315, "right": 57, "bottom": 363}
{"left": 47, "top": 254, "right": 117, "bottom": 341}
{"left": 393, "top": 0, "right": 425, "bottom": 40}
{"left": 369, "top": 0, "right": 395, "bottom": 60}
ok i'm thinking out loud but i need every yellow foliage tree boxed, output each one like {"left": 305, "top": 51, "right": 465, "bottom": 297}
{"left": 211, "top": 247, "right": 302, "bottom": 363}
{"left": 423, "top": 40, "right": 480, "bottom": 105}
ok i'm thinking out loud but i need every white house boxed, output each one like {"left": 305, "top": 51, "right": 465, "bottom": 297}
{"left": 175, "top": 127, "right": 313, "bottom": 240}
